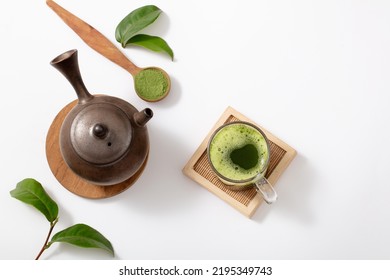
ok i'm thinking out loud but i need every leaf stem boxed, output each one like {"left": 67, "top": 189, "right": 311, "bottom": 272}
{"left": 35, "top": 218, "right": 58, "bottom": 260}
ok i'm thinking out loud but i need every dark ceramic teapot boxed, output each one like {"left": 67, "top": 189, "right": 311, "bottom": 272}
{"left": 50, "top": 49, "right": 153, "bottom": 185}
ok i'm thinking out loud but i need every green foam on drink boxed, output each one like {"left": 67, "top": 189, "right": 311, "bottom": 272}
{"left": 209, "top": 123, "right": 268, "bottom": 181}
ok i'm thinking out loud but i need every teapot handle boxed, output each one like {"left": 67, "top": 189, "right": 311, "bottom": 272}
{"left": 50, "top": 49, "right": 93, "bottom": 104}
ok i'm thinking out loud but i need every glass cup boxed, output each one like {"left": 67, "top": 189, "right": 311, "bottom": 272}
{"left": 207, "top": 121, "right": 277, "bottom": 204}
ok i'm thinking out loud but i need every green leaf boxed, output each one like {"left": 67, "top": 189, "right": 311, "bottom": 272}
{"left": 126, "top": 34, "right": 174, "bottom": 60}
{"left": 49, "top": 224, "right": 114, "bottom": 256}
{"left": 115, "top": 5, "right": 162, "bottom": 47}
{"left": 10, "top": 178, "right": 58, "bottom": 223}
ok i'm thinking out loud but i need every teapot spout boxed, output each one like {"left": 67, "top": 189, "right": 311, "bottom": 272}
{"left": 133, "top": 108, "right": 153, "bottom": 127}
{"left": 50, "top": 49, "right": 93, "bottom": 104}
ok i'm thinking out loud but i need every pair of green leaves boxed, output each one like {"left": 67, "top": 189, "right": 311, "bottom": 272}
{"left": 10, "top": 179, "right": 114, "bottom": 259}
{"left": 115, "top": 5, "right": 174, "bottom": 60}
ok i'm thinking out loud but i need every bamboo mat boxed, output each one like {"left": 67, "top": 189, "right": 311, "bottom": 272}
{"left": 183, "top": 106, "right": 296, "bottom": 217}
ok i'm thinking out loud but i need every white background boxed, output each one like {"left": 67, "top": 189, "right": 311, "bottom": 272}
{"left": 1, "top": 0, "right": 390, "bottom": 260}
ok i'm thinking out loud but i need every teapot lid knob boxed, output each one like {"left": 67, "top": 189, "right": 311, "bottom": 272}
{"left": 93, "top": 123, "right": 108, "bottom": 139}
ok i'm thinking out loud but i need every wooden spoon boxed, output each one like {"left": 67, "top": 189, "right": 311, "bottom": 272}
{"left": 46, "top": 0, "right": 171, "bottom": 102}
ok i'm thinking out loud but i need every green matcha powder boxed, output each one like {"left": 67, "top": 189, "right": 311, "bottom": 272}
{"left": 134, "top": 68, "right": 169, "bottom": 101}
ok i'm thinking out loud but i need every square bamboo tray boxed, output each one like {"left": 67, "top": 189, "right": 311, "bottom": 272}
{"left": 182, "top": 106, "right": 297, "bottom": 218}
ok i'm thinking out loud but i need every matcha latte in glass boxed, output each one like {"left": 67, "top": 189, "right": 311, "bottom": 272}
{"left": 207, "top": 121, "right": 277, "bottom": 204}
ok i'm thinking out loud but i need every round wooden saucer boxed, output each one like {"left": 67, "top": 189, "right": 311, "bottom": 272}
{"left": 45, "top": 99, "right": 148, "bottom": 199}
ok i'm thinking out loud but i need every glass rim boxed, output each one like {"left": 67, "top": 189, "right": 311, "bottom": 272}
{"left": 207, "top": 121, "right": 271, "bottom": 184}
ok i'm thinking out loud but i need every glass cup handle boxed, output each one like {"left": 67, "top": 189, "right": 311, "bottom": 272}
{"left": 255, "top": 177, "right": 277, "bottom": 204}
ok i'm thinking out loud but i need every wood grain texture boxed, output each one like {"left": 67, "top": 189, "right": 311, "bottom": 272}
{"left": 183, "top": 106, "right": 297, "bottom": 217}
{"left": 45, "top": 99, "right": 147, "bottom": 199}
{"left": 46, "top": 0, "right": 141, "bottom": 75}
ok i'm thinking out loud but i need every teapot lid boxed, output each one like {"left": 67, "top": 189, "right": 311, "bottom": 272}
{"left": 70, "top": 102, "right": 132, "bottom": 165}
